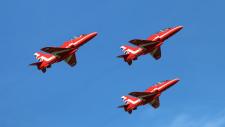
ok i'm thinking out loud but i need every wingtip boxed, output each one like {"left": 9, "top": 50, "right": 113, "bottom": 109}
{"left": 129, "top": 39, "right": 135, "bottom": 43}
{"left": 117, "top": 105, "right": 125, "bottom": 108}
{"left": 129, "top": 39, "right": 139, "bottom": 43}
{"left": 41, "top": 47, "right": 47, "bottom": 51}
{"left": 117, "top": 55, "right": 123, "bottom": 58}
{"left": 128, "top": 92, "right": 135, "bottom": 96}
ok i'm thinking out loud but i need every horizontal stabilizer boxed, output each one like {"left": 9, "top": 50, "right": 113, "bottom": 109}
{"left": 117, "top": 54, "right": 129, "bottom": 58}
{"left": 30, "top": 62, "right": 41, "bottom": 66}
{"left": 29, "top": 62, "right": 46, "bottom": 72}
{"left": 118, "top": 105, "right": 127, "bottom": 108}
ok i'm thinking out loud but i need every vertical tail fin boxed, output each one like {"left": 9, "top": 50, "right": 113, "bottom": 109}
{"left": 117, "top": 54, "right": 132, "bottom": 65}
{"left": 118, "top": 45, "right": 140, "bottom": 65}
{"left": 29, "top": 62, "right": 46, "bottom": 73}
{"left": 30, "top": 52, "right": 52, "bottom": 73}
{"left": 118, "top": 96, "right": 140, "bottom": 114}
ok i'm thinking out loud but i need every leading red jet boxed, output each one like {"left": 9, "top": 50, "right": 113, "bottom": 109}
{"left": 118, "top": 26, "right": 183, "bottom": 65}
{"left": 118, "top": 78, "right": 180, "bottom": 114}
{"left": 30, "top": 32, "right": 98, "bottom": 73}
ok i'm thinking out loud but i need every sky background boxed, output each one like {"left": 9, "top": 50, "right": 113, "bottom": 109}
{"left": 1, "top": 0, "right": 225, "bottom": 127}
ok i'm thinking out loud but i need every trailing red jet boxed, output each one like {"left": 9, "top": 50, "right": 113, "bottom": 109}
{"left": 118, "top": 26, "right": 183, "bottom": 65}
{"left": 30, "top": 32, "right": 98, "bottom": 73}
{"left": 118, "top": 78, "right": 180, "bottom": 114}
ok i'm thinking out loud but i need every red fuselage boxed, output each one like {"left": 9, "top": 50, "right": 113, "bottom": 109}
{"left": 119, "top": 26, "right": 183, "bottom": 64}
{"left": 122, "top": 78, "right": 180, "bottom": 112}
{"left": 35, "top": 32, "right": 97, "bottom": 70}
{"left": 137, "top": 26, "right": 183, "bottom": 56}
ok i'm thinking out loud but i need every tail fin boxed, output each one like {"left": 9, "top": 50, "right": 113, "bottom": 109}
{"left": 119, "top": 96, "right": 140, "bottom": 114}
{"left": 31, "top": 52, "right": 51, "bottom": 73}
{"left": 118, "top": 45, "right": 140, "bottom": 65}
{"left": 29, "top": 62, "right": 46, "bottom": 73}
{"left": 117, "top": 54, "right": 132, "bottom": 65}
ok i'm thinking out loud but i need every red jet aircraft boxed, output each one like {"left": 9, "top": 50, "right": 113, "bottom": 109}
{"left": 30, "top": 32, "right": 98, "bottom": 73}
{"left": 118, "top": 78, "right": 180, "bottom": 114}
{"left": 118, "top": 26, "right": 183, "bottom": 65}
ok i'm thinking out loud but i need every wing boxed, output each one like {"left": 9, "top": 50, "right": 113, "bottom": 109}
{"left": 129, "top": 92, "right": 156, "bottom": 100}
{"left": 150, "top": 47, "right": 161, "bottom": 60}
{"left": 149, "top": 97, "right": 160, "bottom": 109}
{"left": 41, "top": 47, "right": 74, "bottom": 58}
{"left": 64, "top": 54, "right": 77, "bottom": 67}
{"left": 129, "top": 39, "right": 158, "bottom": 48}
{"left": 41, "top": 47, "right": 71, "bottom": 53}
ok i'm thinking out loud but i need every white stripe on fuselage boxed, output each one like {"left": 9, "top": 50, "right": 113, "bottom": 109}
{"left": 121, "top": 79, "right": 177, "bottom": 105}
{"left": 34, "top": 33, "right": 94, "bottom": 62}
{"left": 158, "top": 30, "right": 174, "bottom": 40}
{"left": 150, "top": 79, "right": 177, "bottom": 93}
{"left": 65, "top": 33, "right": 94, "bottom": 48}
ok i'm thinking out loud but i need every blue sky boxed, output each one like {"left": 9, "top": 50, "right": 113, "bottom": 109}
{"left": 1, "top": 0, "right": 225, "bottom": 127}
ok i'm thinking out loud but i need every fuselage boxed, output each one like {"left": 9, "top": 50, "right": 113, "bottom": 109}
{"left": 123, "top": 78, "right": 180, "bottom": 112}
{"left": 135, "top": 26, "right": 183, "bottom": 56}
{"left": 37, "top": 32, "right": 97, "bottom": 69}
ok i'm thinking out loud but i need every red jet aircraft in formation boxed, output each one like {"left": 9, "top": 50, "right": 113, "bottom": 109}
{"left": 30, "top": 32, "right": 97, "bottom": 73}
{"left": 118, "top": 26, "right": 183, "bottom": 65}
{"left": 30, "top": 27, "right": 183, "bottom": 114}
{"left": 118, "top": 78, "right": 180, "bottom": 114}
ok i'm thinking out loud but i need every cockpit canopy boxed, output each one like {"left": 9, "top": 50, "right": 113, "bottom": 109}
{"left": 160, "top": 27, "right": 172, "bottom": 32}
{"left": 156, "top": 80, "right": 169, "bottom": 85}
{"left": 79, "top": 34, "right": 87, "bottom": 37}
{"left": 73, "top": 34, "right": 87, "bottom": 39}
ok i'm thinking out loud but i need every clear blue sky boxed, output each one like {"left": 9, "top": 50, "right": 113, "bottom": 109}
{"left": 1, "top": 0, "right": 225, "bottom": 127}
